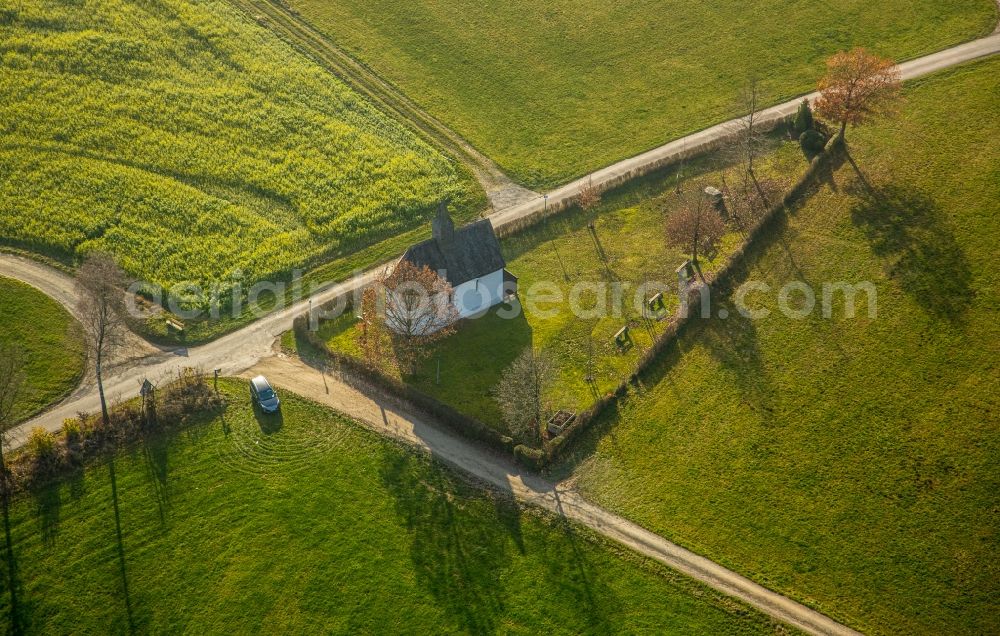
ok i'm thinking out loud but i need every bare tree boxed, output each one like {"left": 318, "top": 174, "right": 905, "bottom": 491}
{"left": 721, "top": 170, "right": 780, "bottom": 236}
{"left": 730, "top": 79, "right": 771, "bottom": 209}
{"left": 666, "top": 192, "right": 727, "bottom": 276}
{"left": 492, "top": 348, "right": 553, "bottom": 443}
{"left": 76, "top": 252, "right": 127, "bottom": 428}
{"left": 815, "top": 48, "right": 901, "bottom": 139}
{"left": 379, "top": 260, "right": 458, "bottom": 373}
{"left": 577, "top": 176, "right": 602, "bottom": 212}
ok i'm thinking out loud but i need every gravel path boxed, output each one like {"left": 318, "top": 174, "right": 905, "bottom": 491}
{"left": 0, "top": 254, "right": 79, "bottom": 317}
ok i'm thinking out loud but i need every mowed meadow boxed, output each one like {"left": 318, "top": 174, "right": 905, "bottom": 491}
{"left": 0, "top": 0, "right": 482, "bottom": 307}
{"left": 0, "top": 381, "right": 787, "bottom": 634}
{"left": 567, "top": 59, "right": 1000, "bottom": 634}
{"left": 288, "top": 0, "right": 996, "bottom": 188}
{"left": 0, "top": 276, "right": 84, "bottom": 421}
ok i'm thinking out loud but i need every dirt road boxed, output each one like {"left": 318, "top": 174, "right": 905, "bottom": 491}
{"left": 0, "top": 253, "right": 159, "bottom": 376}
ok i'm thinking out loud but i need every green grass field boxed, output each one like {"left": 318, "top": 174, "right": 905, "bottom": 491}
{"left": 564, "top": 59, "right": 1000, "bottom": 634}
{"left": 318, "top": 140, "right": 805, "bottom": 434}
{"left": 0, "top": 380, "right": 786, "bottom": 634}
{"left": 287, "top": 0, "right": 995, "bottom": 188}
{"left": 0, "top": 0, "right": 482, "bottom": 313}
{"left": 0, "top": 277, "right": 84, "bottom": 422}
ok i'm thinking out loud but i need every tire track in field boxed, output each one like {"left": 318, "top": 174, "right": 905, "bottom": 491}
{"left": 226, "top": 0, "right": 539, "bottom": 210}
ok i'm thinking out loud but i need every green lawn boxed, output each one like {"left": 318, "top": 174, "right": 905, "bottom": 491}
{"left": 0, "top": 0, "right": 482, "bottom": 316}
{"left": 0, "top": 277, "right": 84, "bottom": 422}
{"left": 320, "top": 141, "right": 805, "bottom": 435}
{"left": 564, "top": 59, "right": 1000, "bottom": 634}
{"left": 287, "top": 0, "right": 995, "bottom": 188}
{"left": 0, "top": 380, "right": 786, "bottom": 634}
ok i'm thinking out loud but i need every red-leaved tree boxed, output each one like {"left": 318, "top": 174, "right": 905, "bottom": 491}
{"left": 815, "top": 48, "right": 901, "bottom": 138}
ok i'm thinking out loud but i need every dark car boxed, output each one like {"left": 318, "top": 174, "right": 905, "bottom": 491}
{"left": 249, "top": 375, "right": 281, "bottom": 413}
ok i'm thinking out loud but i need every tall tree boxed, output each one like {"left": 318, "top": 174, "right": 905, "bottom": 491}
{"left": 0, "top": 345, "right": 25, "bottom": 493}
{"left": 75, "top": 255, "right": 136, "bottom": 632}
{"left": 732, "top": 79, "right": 771, "bottom": 208}
{"left": 815, "top": 48, "right": 901, "bottom": 138}
{"left": 0, "top": 343, "right": 25, "bottom": 631}
{"left": 665, "top": 193, "right": 727, "bottom": 276}
{"left": 76, "top": 253, "right": 127, "bottom": 428}
{"left": 380, "top": 261, "right": 458, "bottom": 374}
{"left": 493, "top": 348, "right": 553, "bottom": 443}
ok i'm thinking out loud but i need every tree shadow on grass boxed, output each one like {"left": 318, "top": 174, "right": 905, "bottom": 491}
{"left": 400, "top": 307, "right": 533, "bottom": 424}
{"left": 493, "top": 495, "right": 525, "bottom": 555}
{"left": 141, "top": 432, "right": 170, "bottom": 525}
{"left": 108, "top": 458, "right": 138, "bottom": 635}
{"left": 379, "top": 451, "right": 513, "bottom": 634}
{"left": 847, "top": 179, "right": 973, "bottom": 323}
{"left": 544, "top": 491, "right": 622, "bottom": 632}
{"left": 31, "top": 483, "right": 61, "bottom": 548}
{"left": 698, "top": 305, "right": 775, "bottom": 417}
{"left": 1, "top": 488, "right": 34, "bottom": 636}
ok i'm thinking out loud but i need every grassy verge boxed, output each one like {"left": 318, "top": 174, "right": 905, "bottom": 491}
{"left": 0, "top": 379, "right": 787, "bottom": 634}
{"left": 565, "top": 58, "right": 1000, "bottom": 634}
{"left": 287, "top": 0, "right": 996, "bottom": 188}
{"left": 0, "top": 277, "right": 84, "bottom": 422}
